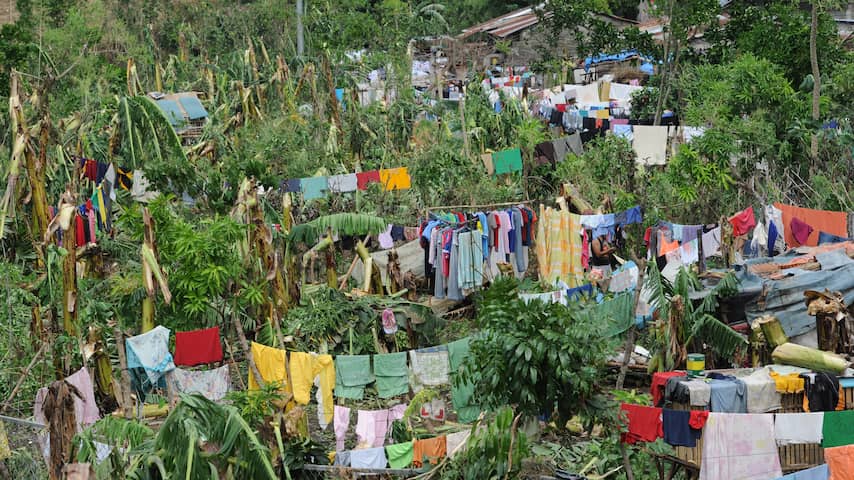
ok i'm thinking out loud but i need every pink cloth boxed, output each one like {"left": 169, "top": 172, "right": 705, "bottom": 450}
{"left": 389, "top": 403, "right": 408, "bottom": 422}
{"left": 698, "top": 413, "right": 782, "bottom": 480}
{"left": 378, "top": 224, "right": 394, "bottom": 249}
{"left": 65, "top": 367, "right": 101, "bottom": 426}
{"left": 87, "top": 207, "right": 97, "bottom": 243}
{"left": 581, "top": 229, "right": 590, "bottom": 269}
{"left": 791, "top": 217, "right": 814, "bottom": 246}
{"left": 498, "top": 211, "right": 512, "bottom": 255}
{"left": 334, "top": 405, "right": 350, "bottom": 451}
{"left": 356, "top": 409, "right": 390, "bottom": 448}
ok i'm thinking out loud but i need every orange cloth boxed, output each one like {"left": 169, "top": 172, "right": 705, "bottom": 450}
{"left": 412, "top": 436, "right": 447, "bottom": 467}
{"left": 825, "top": 444, "right": 854, "bottom": 480}
{"left": 658, "top": 231, "right": 680, "bottom": 256}
{"left": 774, "top": 202, "right": 848, "bottom": 247}
{"left": 379, "top": 167, "right": 411, "bottom": 191}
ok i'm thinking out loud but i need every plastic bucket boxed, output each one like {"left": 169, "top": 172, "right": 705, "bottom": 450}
{"left": 687, "top": 353, "right": 705, "bottom": 377}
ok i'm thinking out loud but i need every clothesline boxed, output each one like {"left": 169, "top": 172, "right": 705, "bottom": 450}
{"left": 425, "top": 200, "right": 531, "bottom": 214}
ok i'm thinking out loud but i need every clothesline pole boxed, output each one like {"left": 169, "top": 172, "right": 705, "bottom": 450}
{"left": 424, "top": 200, "right": 534, "bottom": 219}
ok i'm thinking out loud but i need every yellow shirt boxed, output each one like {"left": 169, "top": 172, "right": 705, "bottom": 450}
{"left": 379, "top": 167, "right": 411, "bottom": 191}
{"left": 290, "top": 352, "right": 335, "bottom": 426}
{"left": 248, "top": 342, "right": 289, "bottom": 392}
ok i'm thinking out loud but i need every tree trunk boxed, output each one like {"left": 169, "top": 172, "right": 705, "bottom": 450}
{"left": 141, "top": 297, "right": 155, "bottom": 333}
{"left": 810, "top": 2, "right": 821, "bottom": 161}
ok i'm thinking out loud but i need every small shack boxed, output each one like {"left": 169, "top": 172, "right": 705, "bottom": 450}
{"left": 148, "top": 91, "right": 209, "bottom": 142}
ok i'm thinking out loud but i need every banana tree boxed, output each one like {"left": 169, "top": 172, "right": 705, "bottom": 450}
{"left": 645, "top": 261, "right": 745, "bottom": 372}
{"left": 140, "top": 208, "right": 171, "bottom": 332}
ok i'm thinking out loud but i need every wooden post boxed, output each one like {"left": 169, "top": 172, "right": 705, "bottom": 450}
{"left": 697, "top": 228, "right": 705, "bottom": 274}
{"left": 113, "top": 327, "right": 133, "bottom": 419}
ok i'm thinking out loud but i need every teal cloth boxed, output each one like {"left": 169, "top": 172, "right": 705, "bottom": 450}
{"left": 448, "top": 337, "right": 480, "bottom": 423}
{"left": 335, "top": 355, "right": 374, "bottom": 400}
{"left": 595, "top": 292, "right": 635, "bottom": 338}
{"left": 373, "top": 352, "right": 410, "bottom": 398}
{"left": 301, "top": 176, "right": 328, "bottom": 200}
{"left": 492, "top": 148, "right": 523, "bottom": 175}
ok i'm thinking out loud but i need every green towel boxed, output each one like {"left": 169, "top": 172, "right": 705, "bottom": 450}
{"left": 373, "top": 352, "right": 410, "bottom": 398}
{"left": 823, "top": 410, "right": 854, "bottom": 448}
{"left": 385, "top": 441, "right": 414, "bottom": 468}
{"left": 492, "top": 148, "right": 523, "bottom": 175}
{"left": 596, "top": 292, "right": 635, "bottom": 338}
{"left": 448, "top": 337, "right": 480, "bottom": 423}
{"left": 335, "top": 355, "right": 374, "bottom": 400}
{"left": 301, "top": 176, "right": 328, "bottom": 200}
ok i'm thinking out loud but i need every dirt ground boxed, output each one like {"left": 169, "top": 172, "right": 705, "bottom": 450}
{"left": 0, "top": 0, "right": 18, "bottom": 25}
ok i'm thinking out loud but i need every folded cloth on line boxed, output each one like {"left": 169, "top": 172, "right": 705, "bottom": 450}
{"left": 373, "top": 352, "right": 410, "bottom": 398}
{"left": 684, "top": 379, "right": 711, "bottom": 407}
{"left": 409, "top": 346, "right": 450, "bottom": 392}
{"left": 774, "top": 412, "right": 823, "bottom": 446}
{"left": 698, "top": 413, "right": 782, "bottom": 480}
{"left": 335, "top": 355, "right": 373, "bottom": 400}
{"left": 327, "top": 173, "right": 358, "bottom": 193}
{"left": 248, "top": 342, "right": 288, "bottom": 391}
{"left": 171, "top": 365, "right": 230, "bottom": 401}
{"left": 126, "top": 325, "right": 175, "bottom": 389}
{"left": 709, "top": 377, "right": 747, "bottom": 413}
{"left": 741, "top": 367, "right": 782, "bottom": 413}
{"left": 173, "top": 326, "right": 223, "bottom": 366}
{"left": 350, "top": 446, "right": 388, "bottom": 468}
{"left": 333, "top": 450, "right": 350, "bottom": 467}
{"left": 385, "top": 441, "right": 414, "bottom": 468}
{"left": 301, "top": 176, "right": 328, "bottom": 200}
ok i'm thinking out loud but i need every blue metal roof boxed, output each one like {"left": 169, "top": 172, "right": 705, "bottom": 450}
{"left": 156, "top": 100, "right": 185, "bottom": 126}
{"left": 178, "top": 96, "right": 209, "bottom": 120}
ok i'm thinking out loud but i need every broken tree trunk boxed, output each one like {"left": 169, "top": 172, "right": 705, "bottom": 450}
{"left": 758, "top": 315, "right": 789, "bottom": 349}
{"left": 43, "top": 380, "right": 81, "bottom": 480}
{"left": 806, "top": 290, "right": 851, "bottom": 354}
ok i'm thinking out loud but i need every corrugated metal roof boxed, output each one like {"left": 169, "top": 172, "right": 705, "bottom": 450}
{"left": 156, "top": 100, "right": 185, "bottom": 127}
{"left": 459, "top": 3, "right": 637, "bottom": 40}
{"left": 178, "top": 96, "right": 208, "bottom": 120}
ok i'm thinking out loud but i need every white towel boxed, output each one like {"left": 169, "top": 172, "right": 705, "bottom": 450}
{"left": 774, "top": 412, "right": 824, "bottom": 445}
{"left": 350, "top": 446, "right": 388, "bottom": 468}
{"left": 446, "top": 430, "right": 471, "bottom": 458}
{"left": 741, "top": 368, "right": 782, "bottom": 413}
{"left": 632, "top": 126, "right": 668, "bottom": 166}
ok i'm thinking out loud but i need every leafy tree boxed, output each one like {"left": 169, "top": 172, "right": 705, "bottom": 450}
{"left": 462, "top": 278, "right": 612, "bottom": 425}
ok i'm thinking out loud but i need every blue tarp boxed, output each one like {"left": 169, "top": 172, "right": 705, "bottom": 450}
{"left": 734, "top": 250, "right": 854, "bottom": 339}
{"left": 178, "top": 96, "right": 208, "bottom": 120}
{"left": 584, "top": 49, "right": 655, "bottom": 72}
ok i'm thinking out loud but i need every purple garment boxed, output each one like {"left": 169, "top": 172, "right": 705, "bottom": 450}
{"left": 791, "top": 217, "right": 813, "bottom": 245}
{"left": 682, "top": 225, "right": 704, "bottom": 245}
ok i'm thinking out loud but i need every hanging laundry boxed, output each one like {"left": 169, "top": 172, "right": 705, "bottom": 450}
{"left": 774, "top": 202, "right": 848, "bottom": 247}
{"left": 447, "top": 337, "right": 479, "bottom": 424}
{"left": 613, "top": 124, "right": 633, "bottom": 141}
{"left": 768, "top": 365, "right": 808, "bottom": 393}
{"left": 126, "top": 326, "right": 175, "bottom": 393}
{"left": 173, "top": 326, "right": 223, "bottom": 366}
{"left": 566, "top": 132, "right": 584, "bottom": 156}
{"left": 729, "top": 206, "right": 756, "bottom": 237}
{"left": 580, "top": 213, "right": 616, "bottom": 239}
{"left": 701, "top": 227, "right": 721, "bottom": 258}
{"left": 741, "top": 367, "right": 782, "bottom": 413}
{"left": 822, "top": 410, "right": 854, "bottom": 448}
{"left": 328, "top": 173, "right": 359, "bottom": 193}
{"left": 386, "top": 441, "right": 414, "bottom": 468}
{"left": 290, "top": 352, "right": 335, "bottom": 428}
{"left": 775, "top": 412, "right": 823, "bottom": 446}
{"left": 356, "top": 171, "right": 381, "bottom": 190}
{"left": 301, "top": 176, "right": 328, "bottom": 200}
{"left": 412, "top": 436, "right": 447, "bottom": 467}
{"left": 282, "top": 178, "right": 301, "bottom": 193}
{"left": 350, "top": 446, "right": 388, "bottom": 468}
{"left": 534, "top": 140, "right": 556, "bottom": 166}
{"left": 445, "top": 430, "right": 470, "bottom": 458}
{"left": 480, "top": 153, "right": 495, "bottom": 175}
{"left": 803, "top": 372, "right": 842, "bottom": 412}
{"left": 491, "top": 148, "right": 523, "bottom": 175}
{"left": 825, "top": 445, "right": 854, "bottom": 480}
{"left": 682, "top": 126, "right": 706, "bottom": 143}
{"left": 379, "top": 167, "right": 411, "bottom": 190}
{"left": 651, "top": 371, "right": 686, "bottom": 407}
{"left": 536, "top": 206, "right": 583, "bottom": 287}
{"left": 378, "top": 224, "right": 395, "bottom": 249}
{"left": 115, "top": 166, "right": 133, "bottom": 190}
{"left": 63, "top": 367, "right": 101, "bottom": 426}
{"left": 333, "top": 450, "right": 350, "bottom": 467}
{"left": 334, "top": 355, "right": 373, "bottom": 400}
{"left": 382, "top": 309, "right": 398, "bottom": 335}
{"left": 457, "top": 230, "right": 484, "bottom": 290}
{"left": 171, "top": 365, "right": 230, "bottom": 401}
{"left": 248, "top": 342, "right": 288, "bottom": 391}
{"left": 334, "top": 405, "right": 351, "bottom": 451}
{"left": 373, "top": 352, "right": 409, "bottom": 398}
{"left": 409, "top": 346, "right": 450, "bottom": 392}
{"left": 698, "top": 413, "right": 782, "bottom": 480}
{"left": 632, "top": 126, "right": 668, "bottom": 165}
{"left": 619, "top": 403, "right": 662, "bottom": 444}
{"left": 709, "top": 376, "right": 747, "bottom": 413}
{"left": 791, "top": 217, "right": 814, "bottom": 246}
{"left": 355, "top": 409, "right": 390, "bottom": 448}
{"left": 662, "top": 409, "right": 702, "bottom": 448}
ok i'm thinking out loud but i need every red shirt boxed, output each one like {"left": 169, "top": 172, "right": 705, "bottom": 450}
{"left": 620, "top": 403, "right": 663, "bottom": 444}
{"left": 651, "top": 371, "right": 686, "bottom": 407}
{"left": 728, "top": 206, "right": 756, "bottom": 237}
{"left": 174, "top": 326, "right": 223, "bottom": 366}
{"left": 356, "top": 171, "right": 381, "bottom": 190}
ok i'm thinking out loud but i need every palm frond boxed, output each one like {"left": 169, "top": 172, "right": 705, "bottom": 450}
{"left": 690, "top": 313, "right": 747, "bottom": 358}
